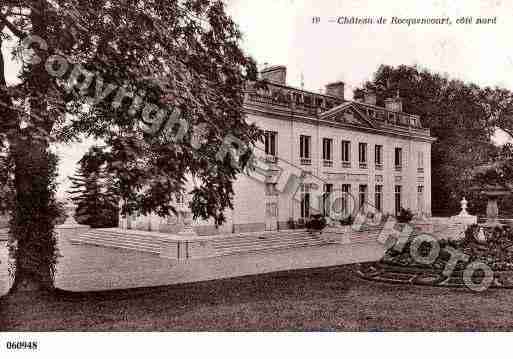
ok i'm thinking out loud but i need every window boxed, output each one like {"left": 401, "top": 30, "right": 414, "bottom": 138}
{"left": 375, "top": 145, "right": 383, "bottom": 168}
{"left": 323, "top": 183, "right": 333, "bottom": 216}
{"left": 395, "top": 185, "right": 402, "bottom": 215}
{"left": 418, "top": 151, "right": 424, "bottom": 173}
{"left": 264, "top": 131, "right": 277, "bottom": 157}
{"left": 341, "top": 184, "right": 351, "bottom": 216}
{"left": 395, "top": 147, "right": 403, "bottom": 170}
{"left": 417, "top": 185, "right": 425, "bottom": 215}
{"left": 322, "top": 138, "right": 333, "bottom": 167}
{"left": 375, "top": 185, "right": 383, "bottom": 213}
{"left": 359, "top": 143, "right": 367, "bottom": 168}
{"left": 300, "top": 183, "right": 310, "bottom": 219}
{"left": 341, "top": 140, "right": 351, "bottom": 167}
{"left": 300, "top": 135, "right": 311, "bottom": 165}
{"left": 359, "top": 185, "right": 368, "bottom": 212}
{"left": 322, "top": 138, "right": 332, "bottom": 160}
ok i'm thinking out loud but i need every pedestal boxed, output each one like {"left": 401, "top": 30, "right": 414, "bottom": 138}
{"left": 484, "top": 198, "right": 502, "bottom": 228}
{"left": 177, "top": 210, "right": 196, "bottom": 236}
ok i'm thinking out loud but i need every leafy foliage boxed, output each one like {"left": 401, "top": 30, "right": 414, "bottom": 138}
{"left": 305, "top": 214, "right": 327, "bottom": 231}
{"left": 355, "top": 64, "right": 507, "bottom": 216}
{"left": 396, "top": 208, "right": 414, "bottom": 223}
{"left": 384, "top": 224, "right": 513, "bottom": 271}
{"left": 0, "top": 0, "right": 259, "bottom": 291}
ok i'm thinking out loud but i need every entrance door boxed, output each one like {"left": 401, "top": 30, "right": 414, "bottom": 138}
{"left": 265, "top": 201, "right": 278, "bottom": 231}
{"left": 417, "top": 185, "right": 425, "bottom": 216}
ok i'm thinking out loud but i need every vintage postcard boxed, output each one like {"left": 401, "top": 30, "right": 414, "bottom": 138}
{"left": 0, "top": 0, "right": 511, "bottom": 357}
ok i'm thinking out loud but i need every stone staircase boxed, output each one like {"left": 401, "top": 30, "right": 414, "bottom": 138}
{"left": 70, "top": 228, "right": 166, "bottom": 254}
{"left": 208, "top": 230, "right": 329, "bottom": 257}
{"left": 70, "top": 226, "right": 385, "bottom": 259}
{"left": 0, "top": 229, "right": 8, "bottom": 242}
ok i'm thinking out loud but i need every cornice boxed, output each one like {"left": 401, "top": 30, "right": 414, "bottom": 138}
{"left": 244, "top": 103, "right": 436, "bottom": 143}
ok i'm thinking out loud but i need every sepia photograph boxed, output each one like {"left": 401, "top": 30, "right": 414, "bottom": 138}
{"left": 0, "top": 0, "right": 513, "bottom": 356}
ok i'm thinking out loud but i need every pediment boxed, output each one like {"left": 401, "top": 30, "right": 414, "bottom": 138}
{"left": 320, "top": 103, "right": 375, "bottom": 128}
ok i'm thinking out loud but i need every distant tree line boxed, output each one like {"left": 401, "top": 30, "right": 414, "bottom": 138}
{"left": 355, "top": 64, "right": 513, "bottom": 216}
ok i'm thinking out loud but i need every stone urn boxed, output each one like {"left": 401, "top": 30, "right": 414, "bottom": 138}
{"left": 472, "top": 184, "right": 511, "bottom": 228}
{"left": 471, "top": 162, "right": 513, "bottom": 228}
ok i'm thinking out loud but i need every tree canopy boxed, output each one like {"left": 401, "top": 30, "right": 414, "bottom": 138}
{"left": 355, "top": 64, "right": 512, "bottom": 216}
{"left": 0, "top": 0, "right": 260, "bottom": 293}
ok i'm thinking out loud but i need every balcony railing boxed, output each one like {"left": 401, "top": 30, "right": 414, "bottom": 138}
{"left": 395, "top": 165, "right": 402, "bottom": 171}
{"left": 246, "top": 93, "right": 319, "bottom": 116}
{"left": 359, "top": 162, "right": 368, "bottom": 169}
{"left": 375, "top": 163, "right": 383, "bottom": 170}
{"left": 300, "top": 158, "right": 312, "bottom": 166}
{"left": 342, "top": 161, "right": 351, "bottom": 168}
{"left": 417, "top": 167, "right": 424, "bottom": 174}
{"left": 323, "top": 160, "right": 333, "bottom": 167}
{"left": 264, "top": 154, "right": 278, "bottom": 164}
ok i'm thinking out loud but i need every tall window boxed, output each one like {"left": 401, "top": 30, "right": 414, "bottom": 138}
{"left": 264, "top": 131, "right": 277, "bottom": 156}
{"left": 375, "top": 185, "right": 383, "bottom": 212}
{"left": 375, "top": 145, "right": 383, "bottom": 168}
{"left": 341, "top": 140, "right": 351, "bottom": 167}
{"left": 359, "top": 142, "right": 367, "bottom": 168}
{"left": 417, "top": 185, "right": 425, "bottom": 215}
{"left": 359, "top": 184, "right": 368, "bottom": 212}
{"left": 323, "top": 183, "right": 333, "bottom": 216}
{"left": 395, "top": 185, "right": 402, "bottom": 215}
{"left": 418, "top": 151, "right": 424, "bottom": 173}
{"left": 322, "top": 138, "right": 333, "bottom": 167}
{"left": 300, "top": 135, "right": 311, "bottom": 159}
{"left": 395, "top": 147, "right": 403, "bottom": 169}
{"left": 300, "top": 183, "right": 310, "bottom": 219}
{"left": 341, "top": 184, "right": 351, "bottom": 216}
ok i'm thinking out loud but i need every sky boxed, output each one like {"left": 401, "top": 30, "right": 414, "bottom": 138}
{"left": 2, "top": 0, "right": 513, "bottom": 198}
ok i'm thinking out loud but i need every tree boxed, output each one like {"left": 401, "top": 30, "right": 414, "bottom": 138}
{"left": 354, "top": 65, "right": 504, "bottom": 216}
{"left": 0, "top": 1, "right": 260, "bottom": 295}
{"left": 68, "top": 146, "right": 119, "bottom": 228}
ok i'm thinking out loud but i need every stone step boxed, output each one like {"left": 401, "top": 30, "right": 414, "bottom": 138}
{"left": 75, "top": 233, "right": 164, "bottom": 249}
{"left": 75, "top": 231, "right": 164, "bottom": 244}
{"left": 71, "top": 237, "right": 161, "bottom": 254}
{"left": 213, "top": 235, "right": 322, "bottom": 251}
{"left": 205, "top": 231, "right": 315, "bottom": 244}
{"left": 213, "top": 238, "right": 334, "bottom": 256}
{"left": 211, "top": 233, "right": 322, "bottom": 248}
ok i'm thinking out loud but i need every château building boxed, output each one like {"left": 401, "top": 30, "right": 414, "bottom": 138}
{"left": 119, "top": 65, "right": 435, "bottom": 235}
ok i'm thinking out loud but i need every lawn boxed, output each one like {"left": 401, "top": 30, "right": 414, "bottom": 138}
{"left": 2, "top": 264, "right": 513, "bottom": 331}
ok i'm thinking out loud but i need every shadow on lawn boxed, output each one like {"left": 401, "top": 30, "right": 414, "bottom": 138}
{"left": 0, "top": 264, "right": 357, "bottom": 331}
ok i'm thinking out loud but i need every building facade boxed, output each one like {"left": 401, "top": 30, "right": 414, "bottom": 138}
{"left": 119, "top": 65, "right": 435, "bottom": 235}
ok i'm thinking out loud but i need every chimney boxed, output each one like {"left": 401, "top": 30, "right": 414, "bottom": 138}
{"left": 363, "top": 89, "right": 376, "bottom": 106}
{"left": 325, "top": 81, "right": 345, "bottom": 100}
{"left": 260, "top": 65, "right": 287, "bottom": 85}
{"left": 385, "top": 97, "right": 403, "bottom": 112}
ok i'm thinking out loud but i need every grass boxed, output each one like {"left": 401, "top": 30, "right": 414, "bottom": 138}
{"left": 2, "top": 264, "right": 513, "bottom": 331}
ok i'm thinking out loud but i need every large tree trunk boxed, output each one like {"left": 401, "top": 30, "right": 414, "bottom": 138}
{"left": 9, "top": 140, "right": 56, "bottom": 293}
{"left": 7, "top": 0, "right": 56, "bottom": 295}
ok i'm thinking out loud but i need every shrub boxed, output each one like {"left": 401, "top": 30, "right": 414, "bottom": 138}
{"left": 305, "top": 214, "right": 327, "bottom": 231}
{"left": 396, "top": 208, "right": 414, "bottom": 223}
{"left": 339, "top": 216, "right": 354, "bottom": 226}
